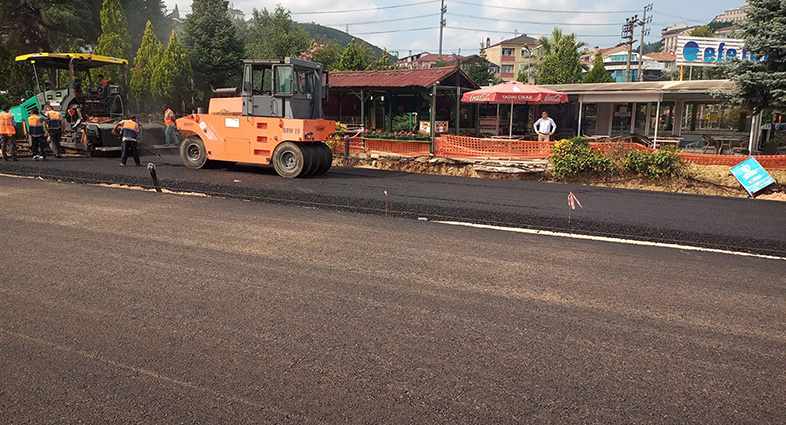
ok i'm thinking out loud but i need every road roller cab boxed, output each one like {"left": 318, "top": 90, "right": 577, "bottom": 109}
{"left": 176, "top": 58, "right": 335, "bottom": 177}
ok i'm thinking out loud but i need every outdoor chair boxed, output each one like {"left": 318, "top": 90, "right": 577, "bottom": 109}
{"left": 629, "top": 133, "right": 653, "bottom": 149}
{"left": 729, "top": 140, "right": 749, "bottom": 155}
{"left": 700, "top": 135, "right": 722, "bottom": 154}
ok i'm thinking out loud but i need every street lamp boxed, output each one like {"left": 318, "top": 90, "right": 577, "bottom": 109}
{"left": 521, "top": 46, "right": 533, "bottom": 84}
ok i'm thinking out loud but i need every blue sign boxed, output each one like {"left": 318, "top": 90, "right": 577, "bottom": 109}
{"left": 676, "top": 36, "right": 768, "bottom": 67}
{"left": 730, "top": 157, "right": 776, "bottom": 196}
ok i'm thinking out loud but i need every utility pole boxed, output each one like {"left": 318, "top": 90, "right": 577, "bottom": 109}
{"left": 622, "top": 16, "right": 636, "bottom": 83}
{"left": 638, "top": 4, "right": 653, "bottom": 82}
{"left": 438, "top": 0, "right": 447, "bottom": 61}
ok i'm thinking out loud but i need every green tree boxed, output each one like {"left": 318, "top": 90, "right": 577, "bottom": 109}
{"left": 689, "top": 25, "right": 715, "bottom": 38}
{"left": 93, "top": 0, "right": 133, "bottom": 82}
{"left": 123, "top": 0, "right": 169, "bottom": 49}
{"left": 152, "top": 30, "right": 196, "bottom": 112}
{"left": 538, "top": 33, "right": 583, "bottom": 85}
{"left": 338, "top": 38, "right": 365, "bottom": 71}
{"left": 183, "top": 0, "right": 244, "bottom": 99}
{"left": 299, "top": 41, "right": 343, "bottom": 71}
{"left": 718, "top": 0, "right": 786, "bottom": 113}
{"left": 245, "top": 6, "right": 312, "bottom": 60}
{"left": 375, "top": 48, "right": 393, "bottom": 70}
{"left": 583, "top": 53, "right": 614, "bottom": 83}
{"left": 530, "top": 27, "right": 587, "bottom": 83}
{"left": 130, "top": 21, "right": 163, "bottom": 111}
{"left": 466, "top": 51, "right": 500, "bottom": 86}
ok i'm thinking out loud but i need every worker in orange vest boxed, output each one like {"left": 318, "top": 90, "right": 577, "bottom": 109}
{"left": 45, "top": 104, "right": 63, "bottom": 158}
{"left": 26, "top": 108, "right": 47, "bottom": 161}
{"left": 0, "top": 103, "right": 17, "bottom": 161}
{"left": 96, "top": 74, "right": 109, "bottom": 95}
{"left": 112, "top": 116, "right": 141, "bottom": 166}
{"left": 163, "top": 106, "right": 178, "bottom": 145}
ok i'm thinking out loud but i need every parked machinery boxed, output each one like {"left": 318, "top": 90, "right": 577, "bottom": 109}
{"left": 13, "top": 53, "right": 131, "bottom": 154}
{"left": 176, "top": 58, "right": 334, "bottom": 177}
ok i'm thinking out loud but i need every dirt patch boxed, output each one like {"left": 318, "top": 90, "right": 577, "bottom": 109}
{"left": 335, "top": 155, "right": 785, "bottom": 201}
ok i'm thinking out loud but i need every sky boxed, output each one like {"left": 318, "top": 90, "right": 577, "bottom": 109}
{"left": 163, "top": 0, "right": 747, "bottom": 57}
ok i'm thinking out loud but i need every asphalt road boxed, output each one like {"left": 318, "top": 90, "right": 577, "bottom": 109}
{"left": 1, "top": 177, "right": 784, "bottom": 424}
{"left": 1, "top": 154, "right": 785, "bottom": 256}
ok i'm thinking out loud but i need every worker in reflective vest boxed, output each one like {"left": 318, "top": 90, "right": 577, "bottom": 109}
{"left": 27, "top": 108, "right": 47, "bottom": 160}
{"left": 163, "top": 106, "right": 178, "bottom": 145}
{"left": 45, "top": 104, "right": 63, "bottom": 157}
{"left": 112, "top": 116, "right": 141, "bottom": 166}
{"left": 0, "top": 105, "right": 17, "bottom": 161}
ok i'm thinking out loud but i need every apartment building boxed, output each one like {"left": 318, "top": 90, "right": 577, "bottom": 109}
{"left": 481, "top": 34, "right": 540, "bottom": 82}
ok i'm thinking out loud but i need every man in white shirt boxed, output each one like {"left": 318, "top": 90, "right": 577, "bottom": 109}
{"left": 533, "top": 111, "right": 557, "bottom": 141}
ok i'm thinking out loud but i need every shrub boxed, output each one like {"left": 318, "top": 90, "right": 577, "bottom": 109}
{"left": 622, "top": 148, "right": 684, "bottom": 179}
{"left": 550, "top": 137, "right": 616, "bottom": 178}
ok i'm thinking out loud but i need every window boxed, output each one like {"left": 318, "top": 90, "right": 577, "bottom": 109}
{"left": 501, "top": 64, "right": 513, "bottom": 74}
{"left": 501, "top": 48, "right": 514, "bottom": 57}
{"left": 519, "top": 64, "right": 527, "bottom": 71}
{"left": 521, "top": 48, "right": 532, "bottom": 57}
{"left": 275, "top": 66, "right": 293, "bottom": 94}
{"left": 295, "top": 69, "right": 315, "bottom": 94}
{"left": 251, "top": 66, "right": 272, "bottom": 95}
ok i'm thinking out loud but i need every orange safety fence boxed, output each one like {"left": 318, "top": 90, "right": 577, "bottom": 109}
{"left": 329, "top": 137, "right": 363, "bottom": 154}
{"left": 436, "top": 135, "right": 553, "bottom": 159}
{"left": 331, "top": 135, "right": 786, "bottom": 168}
{"left": 364, "top": 138, "right": 431, "bottom": 156}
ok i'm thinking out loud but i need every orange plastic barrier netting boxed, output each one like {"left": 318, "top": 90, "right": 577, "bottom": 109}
{"left": 436, "top": 135, "right": 553, "bottom": 159}
{"left": 329, "top": 137, "right": 363, "bottom": 154}
{"left": 331, "top": 135, "right": 786, "bottom": 168}
{"left": 364, "top": 138, "right": 431, "bottom": 156}
{"left": 679, "top": 153, "right": 786, "bottom": 167}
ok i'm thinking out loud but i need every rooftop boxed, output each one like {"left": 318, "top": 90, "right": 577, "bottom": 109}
{"left": 486, "top": 34, "right": 539, "bottom": 49}
{"left": 329, "top": 66, "right": 478, "bottom": 89}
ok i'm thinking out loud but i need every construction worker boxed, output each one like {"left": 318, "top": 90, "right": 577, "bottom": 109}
{"left": 45, "top": 104, "right": 63, "bottom": 158}
{"left": 0, "top": 104, "right": 17, "bottom": 161}
{"left": 27, "top": 108, "right": 47, "bottom": 161}
{"left": 163, "top": 106, "right": 178, "bottom": 145}
{"left": 96, "top": 74, "right": 109, "bottom": 96}
{"left": 112, "top": 115, "right": 141, "bottom": 166}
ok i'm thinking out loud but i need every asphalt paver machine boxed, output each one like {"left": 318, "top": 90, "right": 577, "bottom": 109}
{"left": 12, "top": 52, "right": 131, "bottom": 154}
{"left": 176, "top": 58, "right": 335, "bottom": 177}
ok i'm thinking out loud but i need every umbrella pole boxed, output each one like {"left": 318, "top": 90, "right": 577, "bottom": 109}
{"left": 509, "top": 101, "right": 514, "bottom": 138}
{"left": 496, "top": 104, "right": 500, "bottom": 137}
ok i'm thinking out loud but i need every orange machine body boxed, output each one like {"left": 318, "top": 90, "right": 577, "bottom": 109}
{"left": 176, "top": 109, "right": 334, "bottom": 165}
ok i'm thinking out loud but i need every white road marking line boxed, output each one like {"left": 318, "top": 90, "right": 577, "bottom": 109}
{"left": 433, "top": 220, "right": 786, "bottom": 261}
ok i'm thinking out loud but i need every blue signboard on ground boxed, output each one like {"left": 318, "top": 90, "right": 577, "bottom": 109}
{"left": 730, "top": 157, "right": 776, "bottom": 196}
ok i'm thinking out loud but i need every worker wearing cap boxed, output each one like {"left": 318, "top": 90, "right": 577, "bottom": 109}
{"left": 0, "top": 105, "right": 17, "bottom": 161}
{"left": 26, "top": 108, "right": 47, "bottom": 160}
{"left": 112, "top": 116, "right": 141, "bottom": 166}
{"left": 45, "top": 105, "right": 63, "bottom": 158}
{"left": 163, "top": 106, "right": 178, "bottom": 145}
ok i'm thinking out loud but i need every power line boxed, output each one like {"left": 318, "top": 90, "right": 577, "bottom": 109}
{"left": 323, "top": 13, "right": 440, "bottom": 26}
{"left": 451, "top": 0, "right": 639, "bottom": 14}
{"left": 290, "top": 0, "right": 439, "bottom": 15}
{"left": 445, "top": 26, "right": 627, "bottom": 38}
{"left": 655, "top": 10, "right": 712, "bottom": 24}
{"left": 353, "top": 27, "right": 439, "bottom": 35}
{"left": 450, "top": 12, "right": 628, "bottom": 26}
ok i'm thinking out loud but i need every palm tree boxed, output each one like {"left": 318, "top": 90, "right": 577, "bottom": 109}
{"left": 523, "top": 27, "right": 587, "bottom": 83}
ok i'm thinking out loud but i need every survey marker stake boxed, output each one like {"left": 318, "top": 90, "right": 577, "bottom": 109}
{"left": 147, "top": 163, "right": 162, "bottom": 192}
{"left": 384, "top": 190, "right": 389, "bottom": 216}
{"left": 567, "top": 191, "right": 582, "bottom": 226}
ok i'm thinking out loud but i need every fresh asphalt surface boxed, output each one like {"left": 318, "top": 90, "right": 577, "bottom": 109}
{"left": 0, "top": 177, "right": 784, "bottom": 424}
{"left": 1, "top": 151, "right": 785, "bottom": 256}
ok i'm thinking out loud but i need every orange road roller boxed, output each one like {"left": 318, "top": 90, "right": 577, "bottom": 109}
{"left": 176, "top": 58, "right": 335, "bottom": 177}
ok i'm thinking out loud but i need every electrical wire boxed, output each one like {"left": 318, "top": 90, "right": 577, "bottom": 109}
{"left": 445, "top": 26, "right": 626, "bottom": 38}
{"left": 353, "top": 26, "right": 439, "bottom": 35}
{"left": 290, "top": 0, "right": 440, "bottom": 15}
{"left": 449, "top": 12, "right": 630, "bottom": 27}
{"left": 323, "top": 13, "right": 440, "bottom": 27}
{"left": 451, "top": 0, "right": 639, "bottom": 14}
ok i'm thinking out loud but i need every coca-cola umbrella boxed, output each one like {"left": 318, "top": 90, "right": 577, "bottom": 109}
{"left": 461, "top": 81, "right": 568, "bottom": 138}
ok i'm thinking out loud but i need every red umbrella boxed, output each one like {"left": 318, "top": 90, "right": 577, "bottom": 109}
{"left": 461, "top": 81, "right": 568, "bottom": 138}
